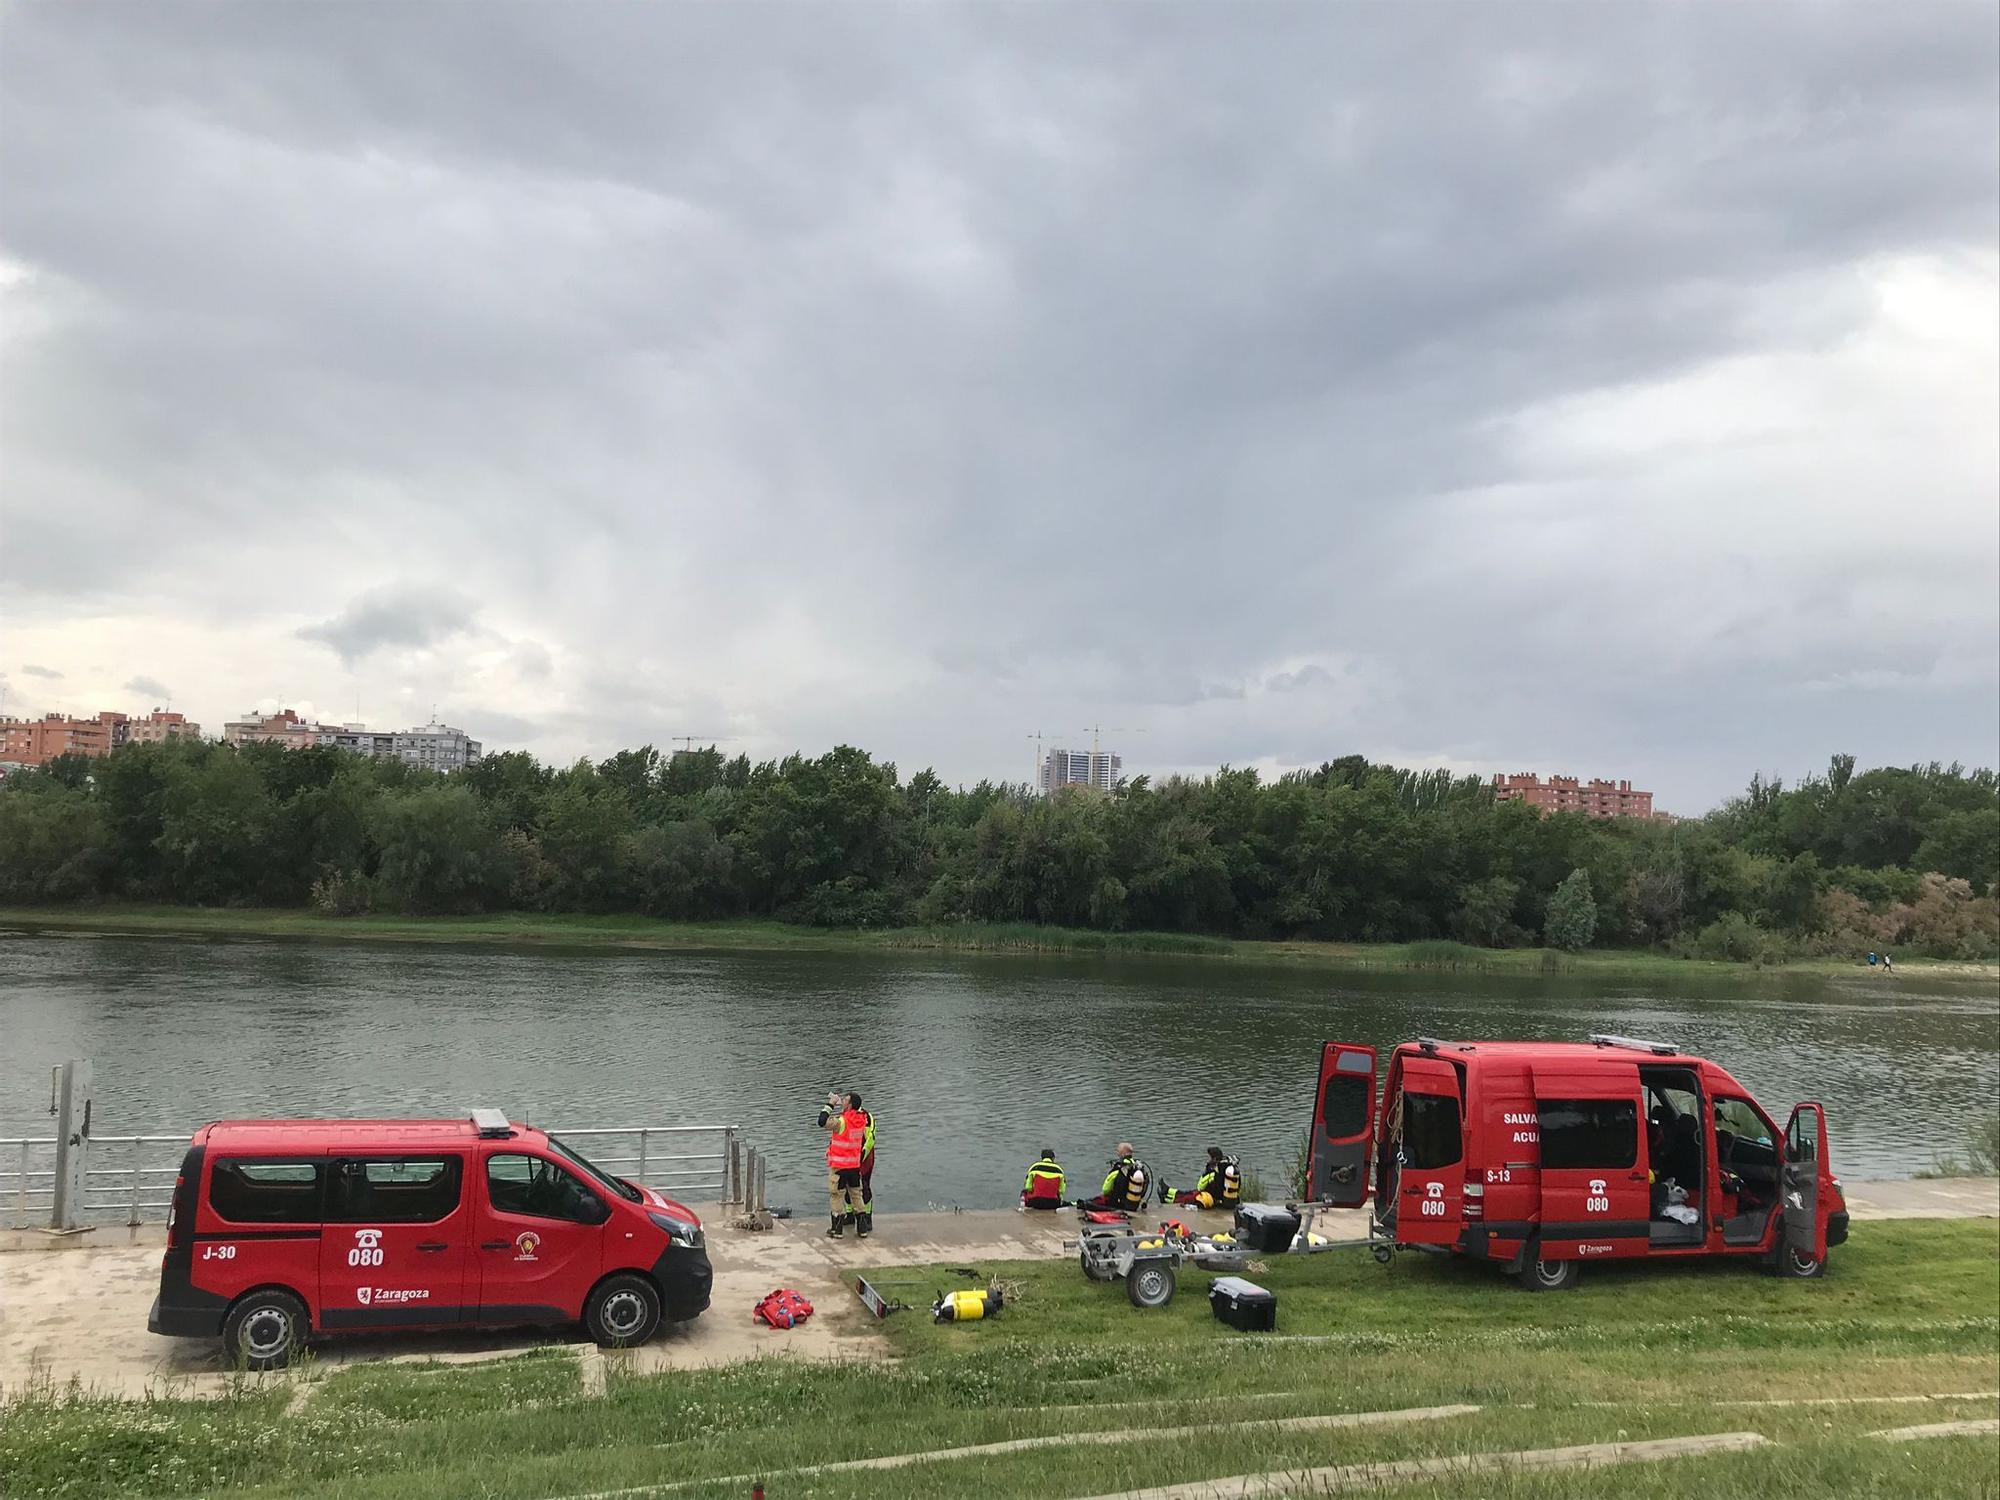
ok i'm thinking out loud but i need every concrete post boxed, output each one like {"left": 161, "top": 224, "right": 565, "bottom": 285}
{"left": 50, "top": 1059, "right": 92, "bottom": 1231}
{"left": 727, "top": 1134, "right": 742, "bottom": 1207}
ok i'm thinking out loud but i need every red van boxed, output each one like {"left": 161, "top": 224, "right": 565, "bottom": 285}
{"left": 1306, "top": 1034, "right": 1848, "bottom": 1289}
{"left": 148, "top": 1111, "right": 712, "bottom": 1368}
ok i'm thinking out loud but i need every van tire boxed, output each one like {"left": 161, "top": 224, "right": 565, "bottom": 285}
{"left": 586, "top": 1274, "right": 663, "bottom": 1348}
{"left": 1126, "top": 1262, "right": 1176, "bottom": 1309}
{"left": 1517, "top": 1254, "right": 1579, "bottom": 1292}
{"left": 222, "top": 1288, "right": 308, "bottom": 1371}
{"left": 1774, "top": 1246, "right": 1825, "bottom": 1279}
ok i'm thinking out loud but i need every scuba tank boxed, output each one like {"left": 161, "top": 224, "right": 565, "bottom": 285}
{"left": 933, "top": 1285, "right": 1003, "bottom": 1323}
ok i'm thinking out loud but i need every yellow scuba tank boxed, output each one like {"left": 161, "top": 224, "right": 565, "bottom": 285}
{"left": 933, "top": 1286, "right": 1003, "bottom": 1323}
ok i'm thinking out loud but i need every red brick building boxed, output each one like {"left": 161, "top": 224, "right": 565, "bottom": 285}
{"left": 0, "top": 709, "right": 202, "bottom": 765}
{"left": 1491, "top": 772, "right": 1655, "bottom": 820}
{"left": 0, "top": 711, "right": 127, "bottom": 764}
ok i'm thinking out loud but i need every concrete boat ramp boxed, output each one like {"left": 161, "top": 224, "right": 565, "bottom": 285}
{"left": 1, "top": 1179, "right": 1992, "bottom": 1398}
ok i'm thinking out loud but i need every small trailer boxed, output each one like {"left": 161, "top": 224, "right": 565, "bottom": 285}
{"left": 1070, "top": 1221, "right": 1248, "bottom": 1307}
{"left": 1067, "top": 1211, "right": 1378, "bottom": 1308}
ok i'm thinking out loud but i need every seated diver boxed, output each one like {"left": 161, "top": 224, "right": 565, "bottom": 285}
{"left": 1159, "top": 1147, "right": 1242, "bottom": 1209}
{"left": 1077, "top": 1144, "right": 1151, "bottom": 1212}
{"left": 1020, "top": 1149, "right": 1067, "bottom": 1210}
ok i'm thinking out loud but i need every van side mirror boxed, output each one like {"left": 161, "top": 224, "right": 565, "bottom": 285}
{"left": 576, "top": 1194, "right": 610, "bottom": 1226}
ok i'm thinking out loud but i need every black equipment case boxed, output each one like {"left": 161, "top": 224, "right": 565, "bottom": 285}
{"left": 1208, "top": 1276, "right": 1277, "bottom": 1331}
{"left": 1233, "top": 1203, "right": 1301, "bottom": 1253}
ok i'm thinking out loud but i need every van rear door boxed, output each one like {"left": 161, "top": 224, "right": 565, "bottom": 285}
{"left": 1781, "top": 1103, "right": 1831, "bottom": 1267}
{"left": 1306, "top": 1042, "right": 1377, "bottom": 1206}
{"left": 1532, "top": 1066, "right": 1650, "bottom": 1260}
{"left": 1392, "top": 1056, "right": 1465, "bottom": 1246}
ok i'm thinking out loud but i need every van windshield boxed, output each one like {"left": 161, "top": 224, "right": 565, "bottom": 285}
{"left": 548, "top": 1136, "right": 644, "bottom": 1202}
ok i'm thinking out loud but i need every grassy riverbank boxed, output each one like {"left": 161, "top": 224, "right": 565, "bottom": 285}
{"left": 3, "top": 904, "right": 1995, "bottom": 983}
{"left": 3, "top": 1219, "right": 1995, "bottom": 1498}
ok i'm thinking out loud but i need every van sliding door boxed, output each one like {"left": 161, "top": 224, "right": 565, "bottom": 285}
{"left": 1532, "top": 1067, "right": 1649, "bottom": 1261}
{"left": 1392, "top": 1056, "right": 1465, "bottom": 1246}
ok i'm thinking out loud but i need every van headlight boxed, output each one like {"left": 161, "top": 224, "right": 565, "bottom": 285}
{"left": 648, "top": 1211, "right": 704, "bottom": 1249}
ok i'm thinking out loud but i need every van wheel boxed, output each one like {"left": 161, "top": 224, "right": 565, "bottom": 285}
{"left": 1517, "top": 1254, "right": 1579, "bottom": 1292}
{"left": 586, "top": 1274, "right": 663, "bottom": 1348}
{"left": 1774, "top": 1246, "right": 1825, "bottom": 1279}
{"left": 222, "top": 1289, "right": 308, "bottom": 1371}
{"left": 1126, "top": 1262, "right": 1176, "bottom": 1309}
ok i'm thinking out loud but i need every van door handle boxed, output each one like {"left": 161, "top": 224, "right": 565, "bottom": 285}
{"left": 416, "top": 1241, "right": 450, "bottom": 1252}
{"left": 480, "top": 1240, "right": 510, "bottom": 1251}
{"left": 1627, "top": 1172, "right": 1648, "bottom": 1181}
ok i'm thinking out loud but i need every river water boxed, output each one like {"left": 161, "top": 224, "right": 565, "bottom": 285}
{"left": 3, "top": 933, "right": 1995, "bottom": 1210}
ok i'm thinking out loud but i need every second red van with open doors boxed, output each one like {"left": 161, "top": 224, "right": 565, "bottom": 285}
{"left": 1306, "top": 1034, "right": 1847, "bottom": 1288}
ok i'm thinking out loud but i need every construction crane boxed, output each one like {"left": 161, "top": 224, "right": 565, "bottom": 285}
{"left": 669, "top": 735, "right": 730, "bottom": 755}
{"left": 1083, "top": 724, "right": 1146, "bottom": 757}
{"left": 1027, "top": 730, "right": 1047, "bottom": 791}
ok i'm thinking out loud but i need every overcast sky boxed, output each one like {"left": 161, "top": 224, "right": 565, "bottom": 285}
{"left": 2, "top": 3, "right": 1995, "bottom": 812}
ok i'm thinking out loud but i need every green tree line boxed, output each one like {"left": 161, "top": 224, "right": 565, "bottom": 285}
{"left": 1, "top": 741, "right": 1995, "bottom": 959}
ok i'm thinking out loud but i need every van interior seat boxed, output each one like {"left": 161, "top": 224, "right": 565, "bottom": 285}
{"left": 1661, "top": 1113, "right": 1702, "bottom": 1191}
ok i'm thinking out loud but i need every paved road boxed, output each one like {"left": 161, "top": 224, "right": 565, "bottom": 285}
{"left": 2, "top": 1178, "right": 1991, "bottom": 1398}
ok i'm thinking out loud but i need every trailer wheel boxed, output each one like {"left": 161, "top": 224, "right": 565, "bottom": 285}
{"left": 1080, "top": 1248, "right": 1115, "bottom": 1282}
{"left": 1126, "top": 1262, "right": 1176, "bottom": 1309}
{"left": 1517, "top": 1254, "right": 1579, "bottom": 1292}
{"left": 222, "top": 1288, "right": 308, "bottom": 1371}
{"left": 1371, "top": 1244, "right": 1394, "bottom": 1265}
{"left": 1773, "top": 1246, "right": 1825, "bottom": 1279}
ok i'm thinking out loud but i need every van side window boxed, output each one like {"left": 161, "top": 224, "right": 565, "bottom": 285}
{"left": 486, "top": 1153, "right": 603, "bottom": 1223}
{"left": 1402, "top": 1092, "right": 1462, "bottom": 1169}
{"left": 1538, "top": 1099, "right": 1637, "bottom": 1170}
{"left": 209, "top": 1159, "right": 323, "bottom": 1223}
{"left": 326, "top": 1157, "right": 462, "bottom": 1224}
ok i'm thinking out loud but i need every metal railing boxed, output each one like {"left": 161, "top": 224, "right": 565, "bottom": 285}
{"left": 3, "top": 1134, "right": 188, "bottom": 1229}
{"left": 542, "top": 1124, "right": 739, "bottom": 1204}
{"left": 3, "top": 1122, "right": 752, "bottom": 1230}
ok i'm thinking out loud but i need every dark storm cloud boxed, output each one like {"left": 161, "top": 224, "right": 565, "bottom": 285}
{"left": 1, "top": 2, "right": 1994, "bottom": 807}
{"left": 297, "top": 585, "right": 482, "bottom": 666}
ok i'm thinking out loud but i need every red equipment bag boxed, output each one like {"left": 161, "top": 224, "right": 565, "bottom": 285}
{"left": 753, "top": 1288, "right": 815, "bottom": 1329}
{"left": 1081, "top": 1209, "right": 1128, "bottom": 1225}
{"left": 1160, "top": 1219, "right": 1193, "bottom": 1239}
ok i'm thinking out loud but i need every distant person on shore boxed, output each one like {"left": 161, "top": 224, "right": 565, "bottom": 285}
{"left": 819, "top": 1090, "right": 870, "bottom": 1238}
{"left": 1077, "top": 1144, "right": 1151, "bottom": 1212}
{"left": 1021, "top": 1149, "right": 1067, "bottom": 1210}
{"left": 1882, "top": 952, "right": 1894, "bottom": 974}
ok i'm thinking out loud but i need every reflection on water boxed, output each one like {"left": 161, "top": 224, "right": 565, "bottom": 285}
{"left": 2, "top": 934, "right": 1994, "bottom": 1209}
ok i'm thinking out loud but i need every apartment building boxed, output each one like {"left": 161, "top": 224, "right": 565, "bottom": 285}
{"left": 1040, "top": 747, "right": 1122, "bottom": 795}
{"left": 123, "top": 709, "right": 203, "bottom": 745}
{"left": 224, "top": 709, "right": 482, "bottom": 770}
{"left": 1491, "top": 772, "right": 1656, "bottom": 820}
{"left": 1, "top": 709, "right": 204, "bottom": 765}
